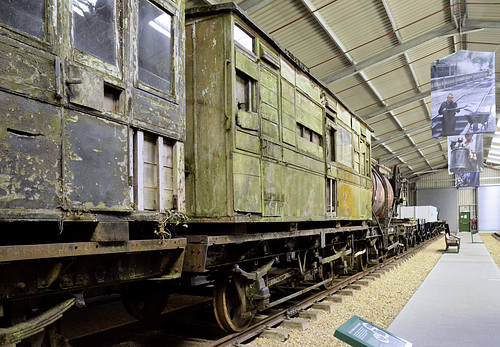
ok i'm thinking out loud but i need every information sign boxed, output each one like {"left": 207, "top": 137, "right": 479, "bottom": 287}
{"left": 334, "top": 315, "right": 412, "bottom": 347}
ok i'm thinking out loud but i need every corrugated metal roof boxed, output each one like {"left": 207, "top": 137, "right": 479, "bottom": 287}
{"left": 187, "top": 0, "right": 500, "bottom": 181}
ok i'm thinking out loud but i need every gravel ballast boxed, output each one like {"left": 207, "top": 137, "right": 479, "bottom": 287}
{"left": 251, "top": 236, "right": 445, "bottom": 347}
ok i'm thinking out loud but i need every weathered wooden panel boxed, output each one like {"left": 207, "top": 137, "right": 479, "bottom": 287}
{"left": 283, "top": 148, "right": 323, "bottom": 174}
{"left": 352, "top": 117, "right": 361, "bottom": 135}
{"left": 281, "top": 79, "right": 295, "bottom": 102}
{"left": 337, "top": 104, "right": 351, "bottom": 127}
{"left": 0, "top": 38, "right": 57, "bottom": 103}
{"left": 282, "top": 167, "right": 324, "bottom": 219}
{"left": 262, "top": 119, "right": 279, "bottom": 140}
{"left": 296, "top": 70, "right": 321, "bottom": 103}
{"left": 260, "top": 68, "right": 277, "bottom": 90}
{"left": 280, "top": 57, "right": 295, "bottom": 84}
{"left": 282, "top": 128, "right": 296, "bottom": 146}
{"left": 337, "top": 181, "right": 371, "bottom": 220}
{"left": 236, "top": 110, "right": 259, "bottom": 131}
{"left": 185, "top": 16, "right": 228, "bottom": 217}
{"left": 0, "top": 91, "right": 61, "bottom": 209}
{"left": 68, "top": 64, "right": 104, "bottom": 111}
{"left": 262, "top": 139, "right": 282, "bottom": 160}
{"left": 260, "top": 86, "right": 277, "bottom": 108}
{"left": 261, "top": 102, "right": 278, "bottom": 123}
{"left": 64, "top": 111, "right": 131, "bottom": 211}
{"left": 297, "top": 136, "right": 324, "bottom": 158}
{"left": 235, "top": 50, "right": 258, "bottom": 80}
{"left": 235, "top": 129, "right": 260, "bottom": 154}
{"left": 262, "top": 161, "right": 283, "bottom": 216}
{"left": 132, "top": 88, "right": 185, "bottom": 140}
{"left": 233, "top": 153, "right": 261, "bottom": 213}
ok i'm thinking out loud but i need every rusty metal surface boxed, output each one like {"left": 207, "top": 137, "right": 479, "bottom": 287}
{"left": 0, "top": 238, "right": 187, "bottom": 263}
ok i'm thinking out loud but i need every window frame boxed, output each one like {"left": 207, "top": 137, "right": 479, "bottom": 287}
{"left": 71, "top": 0, "right": 122, "bottom": 77}
{"left": 135, "top": 0, "right": 178, "bottom": 102}
{"left": 336, "top": 124, "right": 353, "bottom": 168}
{"left": 0, "top": 0, "right": 53, "bottom": 50}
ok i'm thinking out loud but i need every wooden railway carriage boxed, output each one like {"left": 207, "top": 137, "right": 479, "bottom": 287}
{"left": 184, "top": 4, "right": 378, "bottom": 332}
{"left": 0, "top": 0, "right": 187, "bottom": 339}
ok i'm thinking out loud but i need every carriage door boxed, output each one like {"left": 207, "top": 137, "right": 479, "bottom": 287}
{"left": 0, "top": 1, "right": 65, "bottom": 211}
{"left": 63, "top": 0, "right": 131, "bottom": 211}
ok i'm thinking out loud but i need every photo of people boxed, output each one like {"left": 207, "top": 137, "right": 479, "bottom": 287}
{"left": 448, "top": 134, "right": 483, "bottom": 174}
{"left": 431, "top": 51, "right": 495, "bottom": 137}
{"left": 455, "top": 172, "right": 480, "bottom": 188}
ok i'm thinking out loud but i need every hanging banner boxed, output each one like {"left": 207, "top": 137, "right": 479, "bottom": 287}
{"left": 448, "top": 134, "right": 483, "bottom": 174}
{"left": 431, "top": 51, "right": 495, "bottom": 137}
{"left": 455, "top": 172, "right": 480, "bottom": 188}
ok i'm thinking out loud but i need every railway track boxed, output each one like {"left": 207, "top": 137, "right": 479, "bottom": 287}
{"left": 67, "top": 234, "right": 441, "bottom": 347}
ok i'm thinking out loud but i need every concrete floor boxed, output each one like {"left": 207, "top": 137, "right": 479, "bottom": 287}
{"left": 388, "top": 232, "right": 500, "bottom": 346}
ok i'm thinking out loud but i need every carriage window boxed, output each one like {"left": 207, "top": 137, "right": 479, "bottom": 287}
{"left": 0, "top": 0, "right": 45, "bottom": 40}
{"left": 234, "top": 24, "right": 254, "bottom": 53}
{"left": 73, "top": 0, "right": 116, "bottom": 64}
{"left": 236, "top": 71, "right": 256, "bottom": 113}
{"left": 336, "top": 125, "right": 353, "bottom": 167}
{"left": 138, "top": 0, "right": 173, "bottom": 93}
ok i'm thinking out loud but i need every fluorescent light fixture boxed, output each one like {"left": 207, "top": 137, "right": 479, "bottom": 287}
{"left": 149, "top": 14, "right": 171, "bottom": 38}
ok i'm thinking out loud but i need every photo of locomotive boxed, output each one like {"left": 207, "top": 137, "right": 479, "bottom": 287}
{"left": 0, "top": 1, "right": 439, "bottom": 343}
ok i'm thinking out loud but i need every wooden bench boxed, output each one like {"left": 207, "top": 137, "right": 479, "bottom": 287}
{"left": 444, "top": 230, "right": 460, "bottom": 253}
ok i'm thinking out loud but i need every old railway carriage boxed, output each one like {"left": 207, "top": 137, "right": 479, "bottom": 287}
{"left": 184, "top": 4, "right": 374, "bottom": 332}
{"left": 0, "top": 0, "right": 186, "bottom": 338}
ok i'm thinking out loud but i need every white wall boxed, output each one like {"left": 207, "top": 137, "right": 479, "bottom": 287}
{"left": 478, "top": 185, "right": 500, "bottom": 231}
{"left": 417, "top": 188, "right": 458, "bottom": 232}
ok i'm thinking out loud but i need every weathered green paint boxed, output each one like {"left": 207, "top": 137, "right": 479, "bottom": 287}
{"left": 233, "top": 153, "right": 261, "bottom": 213}
{"left": 185, "top": 16, "right": 229, "bottom": 217}
{"left": 296, "top": 70, "right": 321, "bottom": 103}
{"left": 262, "top": 160, "right": 283, "bottom": 217}
{"left": 235, "top": 50, "right": 258, "bottom": 79}
{"left": 236, "top": 110, "right": 259, "bottom": 131}
{"left": 235, "top": 129, "right": 260, "bottom": 154}
{"left": 185, "top": 7, "right": 373, "bottom": 224}
{"left": 297, "top": 136, "right": 324, "bottom": 158}
{"left": 262, "top": 119, "right": 280, "bottom": 140}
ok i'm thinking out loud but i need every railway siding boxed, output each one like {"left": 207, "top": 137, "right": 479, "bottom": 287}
{"left": 250, "top": 236, "right": 444, "bottom": 347}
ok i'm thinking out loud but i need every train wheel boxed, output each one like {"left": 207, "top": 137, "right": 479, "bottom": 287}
{"left": 213, "top": 272, "right": 254, "bottom": 332}
{"left": 121, "top": 281, "right": 169, "bottom": 323}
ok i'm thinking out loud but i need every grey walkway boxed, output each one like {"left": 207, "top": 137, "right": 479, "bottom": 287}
{"left": 388, "top": 232, "right": 500, "bottom": 347}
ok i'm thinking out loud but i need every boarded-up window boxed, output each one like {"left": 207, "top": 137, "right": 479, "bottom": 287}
{"left": 134, "top": 130, "right": 174, "bottom": 211}
{"left": 336, "top": 125, "right": 353, "bottom": 167}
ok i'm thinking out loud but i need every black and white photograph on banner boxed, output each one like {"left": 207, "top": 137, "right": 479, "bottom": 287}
{"left": 448, "top": 134, "right": 484, "bottom": 174}
{"left": 455, "top": 172, "right": 480, "bottom": 188}
{"left": 431, "top": 51, "right": 495, "bottom": 137}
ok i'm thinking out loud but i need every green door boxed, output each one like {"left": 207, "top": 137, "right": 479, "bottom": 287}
{"left": 459, "top": 212, "right": 471, "bottom": 232}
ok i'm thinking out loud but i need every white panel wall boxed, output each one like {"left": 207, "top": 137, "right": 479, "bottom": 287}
{"left": 417, "top": 188, "right": 458, "bottom": 232}
{"left": 478, "top": 185, "right": 500, "bottom": 232}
